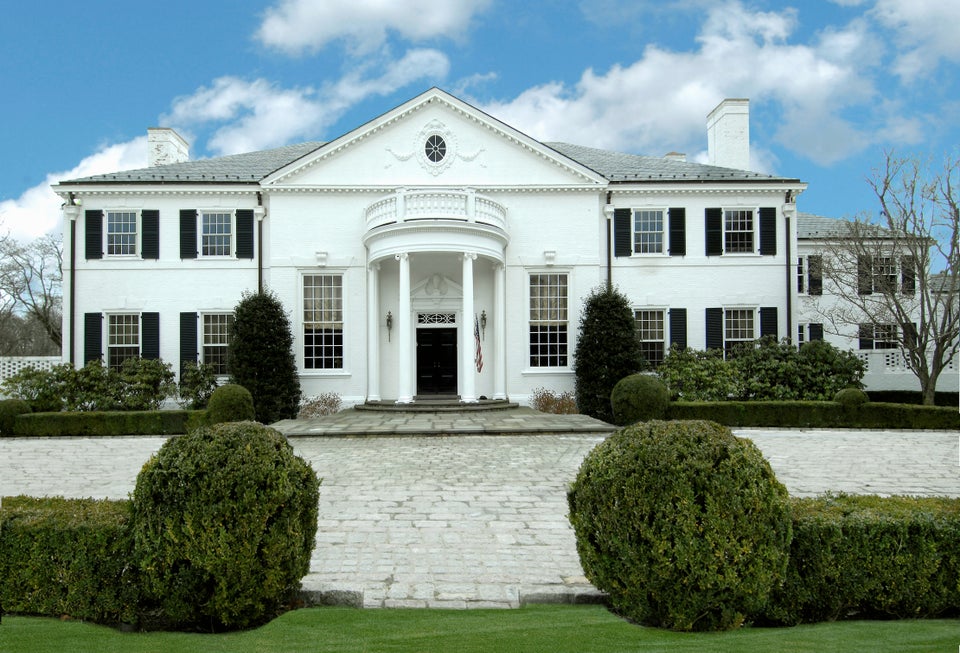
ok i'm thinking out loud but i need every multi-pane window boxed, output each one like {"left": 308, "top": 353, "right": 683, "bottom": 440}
{"left": 633, "top": 209, "right": 664, "bottom": 254}
{"left": 107, "top": 211, "right": 137, "bottom": 256}
{"left": 107, "top": 314, "right": 140, "bottom": 370}
{"left": 304, "top": 274, "right": 343, "bottom": 369}
{"left": 798, "top": 255, "right": 823, "bottom": 295}
{"left": 724, "top": 308, "right": 755, "bottom": 357}
{"left": 529, "top": 273, "right": 568, "bottom": 367}
{"left": 860, "top": 323, "right": 898, "bottom": 350}
{"left": 202, "top": 313, "right": 233, "bottom": 375}
{"left": 724, "top": 209, "right": 754, "bottom": 253}
{"left": 874, "top": 256, "right": 897, "bottom": 292}
{"left": 859, "top": 255, "right": 915, "bottom": 295}
{"left": 635, "top": 309, "right": 666, "bottom": 366}
{"left": 201, "top": 212, "right": 232, "bottom": 256}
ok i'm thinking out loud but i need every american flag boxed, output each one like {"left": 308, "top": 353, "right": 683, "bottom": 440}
{"left": 474, "top": 314, "right": 484, "bottom": 373}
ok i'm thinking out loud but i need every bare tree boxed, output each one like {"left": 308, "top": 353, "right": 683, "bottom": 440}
{"left": 0, "top": 230, "right": 63, "bottom": 351}
{"left": 814, "top": 151, "right": 959, "bottom": 405}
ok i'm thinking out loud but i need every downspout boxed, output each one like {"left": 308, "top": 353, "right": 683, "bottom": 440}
{"left": 784, "top": 192, "right": 793, "bottom": 345}
{"left": 605, "top": 191, "right": 613, "bottom": 290}
{"left": 256, "top": 192, "right": 264, "bottom": 294}
{"left": 66, "top": 194, "right": 79, "bottom": 366}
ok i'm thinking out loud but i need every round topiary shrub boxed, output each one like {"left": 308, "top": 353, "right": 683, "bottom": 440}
{"left": 610, "top": 373, "right": 669, "bottom": 425}
{"left": 205, "top": 383, "right": 255, "bottom": 425}
{"left": 834, "top": 387, "right": 870, "bottom": 408}
{"left": 131, "top": 421, "right": 320, "bottom": 630}
{"left": 0, "top": 398, "right": 32, "bottom": 435}
{"left": 568, "top": 420, "right": 792, "bottom": 631}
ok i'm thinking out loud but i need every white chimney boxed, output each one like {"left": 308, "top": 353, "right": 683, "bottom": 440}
{"left": 147, "top": 127, "right": 189, "bottom": 167}
{"left": 664, "top": 151, "right": 686, "bottom": 162}
{"left": 706, "top": 99, "right": 749, "bottom": 170}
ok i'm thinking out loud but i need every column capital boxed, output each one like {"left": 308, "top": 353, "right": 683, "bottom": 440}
{"left": 368, "top": 261, "right": 381, "bottom": 272}
{"left": 463, "top": 251, "right": 477, "bottom": 261}
{"left": 395, "top": 252, "right": 409, "bottom": 262}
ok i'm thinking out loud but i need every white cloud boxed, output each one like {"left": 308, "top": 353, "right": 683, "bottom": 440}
{"left": 0, "top": 139, "right": 147, "bottom": 243}
{"left": 480, "top": 1, "right": 880, "bottom": 167}
{"left": 256, "top": 0, "right": 492, "bottom": 55}
{"left": 869, "top": 0, "right": 960, "bottom": 78}
{"left": 163, "top": 49, "right": 450, "bottom": 156}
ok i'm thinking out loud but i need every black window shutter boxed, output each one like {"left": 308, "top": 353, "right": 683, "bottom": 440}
{"left": 759, "top": 207, "right": 777, "bottom": 255}
{"left": 808, "top": 255, "right": 823, "bottom": 295}
{"left": 236, "top": 209, "right": 254, "bottom": 259}
{"left": 84, "top": 312, "right": 102, "bottom": 364}
{"left": 142, "top": 312, "right": 160, "bottom": 359}
{"left": 705, "top": 308, "right": 723, "bottom": 350}
{"left": 180, "top": 312, "right": 199, "bottom": 374}
{"left": 760, "top": 306, "right": 778, "bottom": 339}
{"left": 901, "top": 256, "right": 916, "bottom": 295}
{"left": 85, "top": 210, "right": 103, "bottom": 260}
{"left": 858, "top": 324, "right": 873, "bottom": 350}
{"left": 669, "top": 308, "right": 687, "bottom": 349}
{"left": 613, "top": 208, "right": 632, "bottom": 257}
{"left": 668, "top": 208, "right": 686, "bottom": 256}
{"left": 180, "top": 209, "right": 197, "bottom": 259}
{"left": 705, "top": 208, "right": 723, "bottom": 256}
{"left": 858, "top": 256, "right": 872, "bottom": 295}
{"left": 141, "top": 210, "right": 159, "bottom": 259}
{"left": 809, "top": 323, "right": 824, "bottom": 341}
{"left": 904, "top": 322, "right": 918, "bottom": 349}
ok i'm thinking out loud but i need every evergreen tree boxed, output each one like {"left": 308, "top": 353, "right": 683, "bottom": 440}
{"left": 573, "top": 285, "right": 644, "bottom": 422}
{"left": 228, "top": 290, "right": 301, "bottom": 423}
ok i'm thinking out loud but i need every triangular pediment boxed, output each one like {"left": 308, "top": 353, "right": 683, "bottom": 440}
{"left": 262, "top": 88, "right": 606, "bottom": 189}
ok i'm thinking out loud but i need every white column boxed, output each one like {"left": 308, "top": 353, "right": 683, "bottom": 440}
{"left": 493, "top": 263, "right": 507, "bottom": 400}
{"left": 396, "top": 253, "right": 413, "bottom": 403}
{"left": 366, "top": 262, "right": 381, "bottom": 402}
{"left": 461, "top": 252, "right": 477, "bottom": 403}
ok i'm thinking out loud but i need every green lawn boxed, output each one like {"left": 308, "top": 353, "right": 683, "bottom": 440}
{"left": 1, "top": 606, "right": 957, "bottom": 653}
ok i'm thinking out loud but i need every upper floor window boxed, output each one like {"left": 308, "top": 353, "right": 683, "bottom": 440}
{"left": 106, "top": 211, "right": 137, "bottom": 256}
{"left": 724, "top": 209, "right": 754, "bottom": 253}
{"left": 529, "top": 273, "right": 568, "bottom": 367}
{"left": 798, "top": 255, "right": 823, "bottom": 295}
{"left": 633, "top": 210, "right": 664, "bottom": 254}
{"left": 304, "top": 274, "right": 344, "bottom": 370}
{"left": 858, "top": 255, "right": 915, "bottom": 295}
{"left": 859, "top": 323, "right": 899, "bottom": 350}
{"left": 201, "top": 212, "right": 233, "bottom": 257}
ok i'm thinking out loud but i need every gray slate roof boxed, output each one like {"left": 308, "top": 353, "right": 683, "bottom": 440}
{"left": 63, "top": 138, "right": 801, "bottom": 186}
{"left": 797, "top": 213, "right": 854, "bottom": 239}
{"left": 545, "top": 142, "right": 799, "bottom": 183}
{"left": 65, "top": 141, "right": 325, "bottom": 184}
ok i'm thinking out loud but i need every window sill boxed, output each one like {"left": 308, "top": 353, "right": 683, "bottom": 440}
{"left": 521, "top": 367, "right": 573, "bottom": 375}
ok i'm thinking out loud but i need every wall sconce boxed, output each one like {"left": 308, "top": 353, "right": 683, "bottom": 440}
{"left": 480, "top": 310, "right": 487, "bottom": 340}
{"left": 386, "top": 311, "right": 393, "bottom": 342}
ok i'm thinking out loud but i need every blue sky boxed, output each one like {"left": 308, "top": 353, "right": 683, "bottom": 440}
{"left": 2, "top": 0, "right": 958, "bottom": 241}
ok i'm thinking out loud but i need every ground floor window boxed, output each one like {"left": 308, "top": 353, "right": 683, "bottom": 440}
{"left": 635, "top": 309, "right": 665, "bottom": 366}
{"left": 529, "top": 273, "right": 568, "bottom": 367}
{"left": 107, "top": 314, "right": 140, "bottom": 370}
{"left": 304, "top": 274, "right": 344, "bottom": 369}
{"left": 859, "top": 323, "right": 898, "bottom": 350}
{"left": 724, "top": 308, "right": 755, "bottom": 358}
{"left": 202, "top": 313, "right": 233, "bottom": 375}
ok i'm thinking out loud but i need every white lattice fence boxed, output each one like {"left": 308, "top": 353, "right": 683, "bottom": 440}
{"left": 0, "top": 356, "right": 62, "bottom": 389}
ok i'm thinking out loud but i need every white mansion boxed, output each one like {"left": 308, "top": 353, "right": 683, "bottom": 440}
{"left": 52, "top": 88, "right": 954, "bottom": 405}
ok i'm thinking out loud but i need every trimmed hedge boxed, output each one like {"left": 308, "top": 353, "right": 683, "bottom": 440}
{"left": 765, "top": 494, "right": 960, "bottom": 625}
{"left": 0, "top": 496, "right": 139, "bottom": 625}
{"left": 206, "top": 383, "right": 256, "bottom": 425}
{"left": 610, "top": 374, "right": 669, "bottom": 425}
{"left": 0, "top": 399, "right": 32, "bottom": 435}
{"left": 668, "top": 401, "right": 960, "bottom": 429}
{"left": 9, "top": 410, "right": 207, "bottom": 437}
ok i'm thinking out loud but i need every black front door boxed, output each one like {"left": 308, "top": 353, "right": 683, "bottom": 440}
{"left": 416, "top": 328, "right": 457, "bottom": 395}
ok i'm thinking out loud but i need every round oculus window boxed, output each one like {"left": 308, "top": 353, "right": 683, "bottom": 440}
{"left": 425, "top": 134, "right": 446, "bottom": 163}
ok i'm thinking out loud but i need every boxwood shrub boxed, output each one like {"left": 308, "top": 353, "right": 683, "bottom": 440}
{"left": 0, "top": 398, "right": 32, "bottom": 435}
{"left": 205, "top": 383, "right": 256, "bottom": 425}
{"left": 568, "top": 420, "right": 792, "bottom": 631}
{"left": 765, "top": 494, "right": 960, "bottom": 625}
{"left": 0, "top": 496, "right": 139, "bottom": 625}
{"left": 131, "top": 421, "right": 320, "bottom": 630}
{"left": 610, "top": 373, "right": 669, "bottom": 425}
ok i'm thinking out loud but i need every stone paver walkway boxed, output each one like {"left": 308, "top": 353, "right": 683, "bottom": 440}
{"left": 1, "top": 411, "right": 957, "bottom": 608}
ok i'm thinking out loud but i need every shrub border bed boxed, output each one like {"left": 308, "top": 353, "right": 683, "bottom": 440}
{"left": 667, "top": 401, "right": 960, "bottom": 429}
{"left": 9, "top": 410, "right": 207, "bottom": 437}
